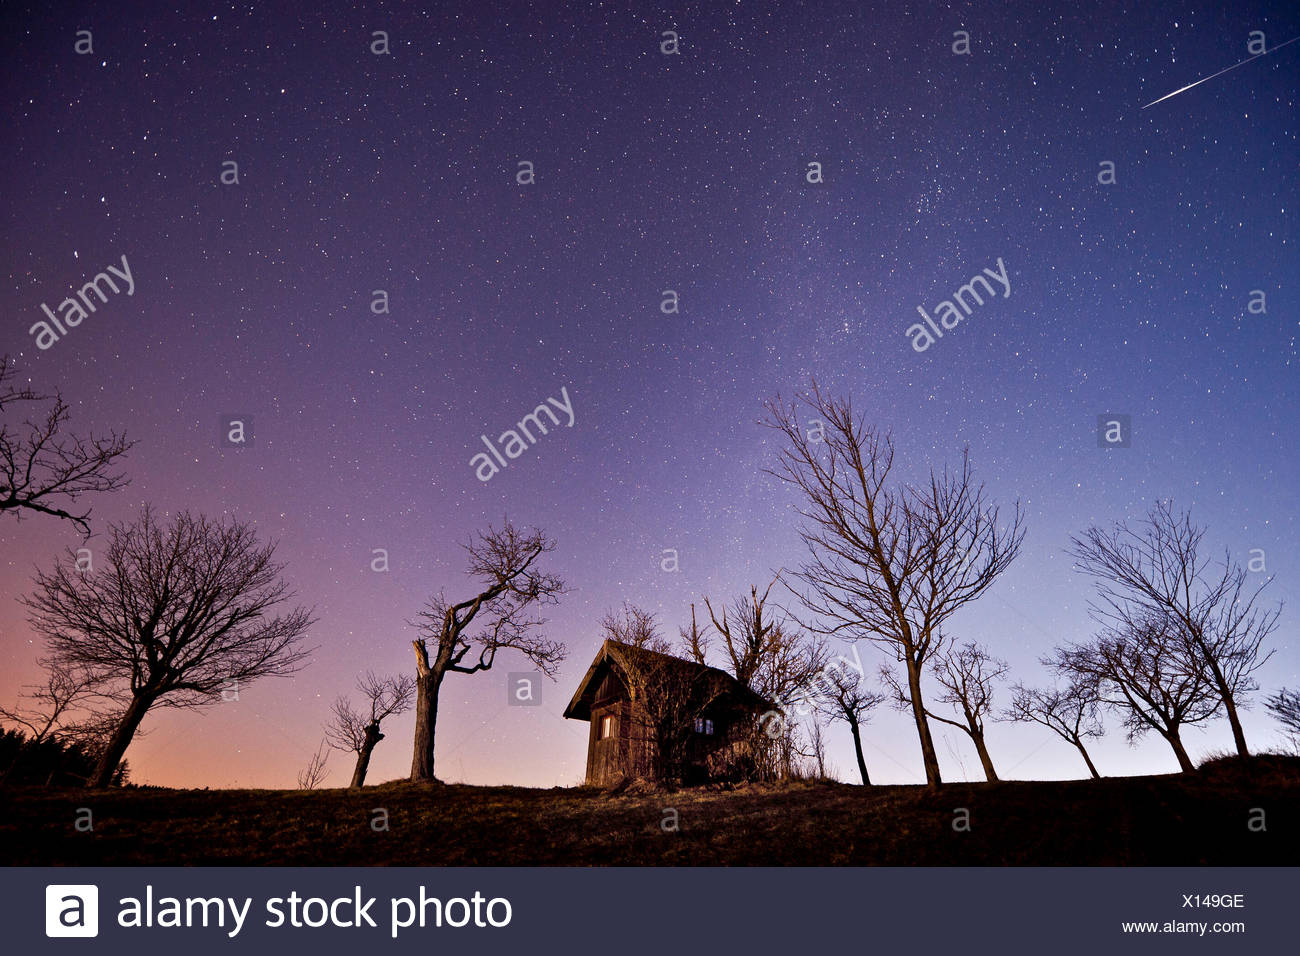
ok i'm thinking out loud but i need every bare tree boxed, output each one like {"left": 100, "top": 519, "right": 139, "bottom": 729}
{"left": 1264, "top": 688, "right": 1300, "bottom": 753}
{"left": 326, "top": 672, "right": 417, "bottom": 788}
{"left": 0, "top": 661, "right": 101, "bottom": 785}
{"left": 705, "top": 576, "right": 827, "bottom": 704}
{"left": 763, "top": 383, "right": 1025, "bottom": 786}
{"left": 58, "top": 709, "right": 127, "bottom": 758}
{"left": 409, "top": 521, "right": 566, "bottom": 782}
{"left": 814, "top": 659, "right": 886, "bottom": 785}
{"left": 0, "top": 661, "right": 98, "bottom": 746}
{"left": 1049, "top": 615, "right": 1220, "bottom": 772}
{"left": 599, "top": 602, "right": 663, "bottom": 649}
{"left": 1006, "top": 680, "right": 1105, "bottom": 779}
{"left": 0, "top": 355, "right": 134, "bottom": 536}
{"left": 705, "top": 576, "right": 828, "bottom": 780}
{"left": 1070, "top": 501, "right": 1279, "bottom": 757}
{"left": 883, "top": 641, "right": 1007, "bottom": 781}
{"left": 706, "top": 578, "right": 780, "bottom": 690}
{"left": 297, "top": 740, "right": 330, "bottom": 790}
{"left": 679, "top": 603, "right": 709, "bottom": 664}
{"left": 807, "top": 718, "right": 829, "bottom": 780}
{"left": 22, "top": 506, "right": 316, "bottom": 787}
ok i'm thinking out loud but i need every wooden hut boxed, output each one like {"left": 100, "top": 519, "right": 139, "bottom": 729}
{"left": 563, "top": 639, "right": 770, "bottom": 786}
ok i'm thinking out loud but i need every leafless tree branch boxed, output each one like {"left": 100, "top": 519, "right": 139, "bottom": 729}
{"left": 0, "top": 355, "right": 135, "bottom": 537}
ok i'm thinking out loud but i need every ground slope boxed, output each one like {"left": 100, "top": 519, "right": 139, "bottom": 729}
{"left": 1, "top": 756, "right": 1296, "bottom": 866}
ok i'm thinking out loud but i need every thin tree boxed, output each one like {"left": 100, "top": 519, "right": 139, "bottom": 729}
{"left": 763, "top": 382, "right": 1025, "bottom": 786}
{"left": 326, "top": 672, "right": 416, "bottom": 788}
{"left": 883, "top": 641, "right": 1007, "bottom": 781}
{"left": 0, "top": 662, "right": 100, "bottom": 785}
{"left": 704, "top": 576, "right": 827, "bottom": 704}
{"left": 679, "top": 603, "right": 709, "bottom": 665}
{"left": 807, "top": 718, "right": 829, "bottom": 780}
{"left": 1264, "top": 688, "right": 1300, "bottom": 753}
{"left": 599, "top": 602, "right": 662, "bottom": 649}
{"left": 1006, "top": 680, "right": 1106, "bottom": 779}
{"left": 0, "top": 354, "right": 134, "bottom": 535}
{"left": 0, "top": 661, "right": 98, "bottom": 747}
{"left": 297, "top": 740, "right": 330, "bottom": 790}
{"left": 705, "top": 576, "right": 828, "bottom": 780}
{"left": 22, "top": 506, "right": 316, "bottom": 787}
{"left": 1049, "top": 616, "right": 1220, "bottom": 773}
{"left": 409, "top": 521, "right": 566, "bottom": 783}
{"left": 1069, "top": 501, "right": 1279, "bottom": 757}
{"left": 814, "top": 659, "right": 886, "bottom": 785}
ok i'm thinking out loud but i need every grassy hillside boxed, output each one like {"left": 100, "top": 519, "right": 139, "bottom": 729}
{"left": 2, "top": 755, "right": 1297, "bottom": 866}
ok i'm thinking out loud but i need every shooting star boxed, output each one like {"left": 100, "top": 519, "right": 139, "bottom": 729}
{"left": 1142, "top": 34, "right": 1300, "bottom": 109}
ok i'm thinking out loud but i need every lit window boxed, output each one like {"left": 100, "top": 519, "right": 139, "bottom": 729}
{"left": 694, "top": 718, "right": 714, "bottom": 735}
{"left": 599, "top": 714, "right": 615, "bottom": 739}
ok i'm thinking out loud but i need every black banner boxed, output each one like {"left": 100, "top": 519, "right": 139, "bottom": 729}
{"left": 10, "top": 867, "right": 1291, "bottom": 955}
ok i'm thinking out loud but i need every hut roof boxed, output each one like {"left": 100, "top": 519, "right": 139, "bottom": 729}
{"left": 562, "top": 639, "right": 770, "bottom": 721}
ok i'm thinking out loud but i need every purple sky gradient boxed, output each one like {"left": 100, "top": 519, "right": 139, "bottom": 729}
{"left": 2, "top": 1, "right": 1297, "bottom": 788}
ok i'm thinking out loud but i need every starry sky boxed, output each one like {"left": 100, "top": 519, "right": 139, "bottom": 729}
{"left": 2, "top": 1, "right": 1297, "bottom": 789}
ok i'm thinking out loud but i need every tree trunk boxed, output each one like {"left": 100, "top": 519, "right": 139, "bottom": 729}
{"left": 848, "top": 718, "right": 871, "bottom": 785}
{"left": 1193, "top": 632, "right": 1250, "bottom": 758}
{"left": 1220, "top": 693, "right": 1250, "bottom": 758}
{"left": 971, "top": 730, "right": 998, "bottom": 781}
{"left": 1162, "top": 728, "right": 1196, "bottom": 773}
{"left": 410, "top": 642, "right": 442, "bottom": 782}
{"left": 905, "top": 657, "right": 943, "bottom": 786}
{"left": 1073, "top": 740, "right": 1102, "bottom": 779}
{"left": 88, "top": 692, "right": 152, "bottom": 788}
{"left": 350, "top": 724, "right": 383, "bottom": 789}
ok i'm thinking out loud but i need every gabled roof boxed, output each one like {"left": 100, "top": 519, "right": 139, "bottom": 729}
{"left": 562, "top": 639, "right": 769, "bottom": 721}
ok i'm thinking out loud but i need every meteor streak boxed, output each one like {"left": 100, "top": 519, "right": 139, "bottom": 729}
{"left": 1141, "top": 34, "right": 1300, "bottom": 109}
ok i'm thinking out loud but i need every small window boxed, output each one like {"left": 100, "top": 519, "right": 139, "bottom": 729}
{"left": 599, "top": 714, "right": 615, "bottom": 739}
{"left": 694, "top": 717, "right": 714, "bottom": 735}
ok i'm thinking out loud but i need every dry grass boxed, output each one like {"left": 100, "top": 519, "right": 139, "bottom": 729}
{"left": 1, "top": 754, "right": 1297, "bottom": 866}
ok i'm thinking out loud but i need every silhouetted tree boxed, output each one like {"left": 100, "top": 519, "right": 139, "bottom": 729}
{"left": 1049, "top": 615, "right": 1219, "bottom": 772}
{"left": 884, "top": 641, "right": 1007, "bottom": 781}
{"left": 0, "top": 661, "right": 97, "bottom": 747}
{"left": 0, "top": 664, "right": 98, "bottom": 785}
{"left": 679, "top": 603, "right": 709, "bottom": 665}
{"left": 814, "top": 657, "right": 886, "bottom": 785}
{"left": 1006, "top": 680, "right": 1105, "bottom": 778}
{"left": 0, "top": 728, "right": 127, "bottom": 787}
{"left": 1264, "top": 688, "right": 1300, "bottom": 753}
{"left": 23, "top": 507, "right": 315, "bottom": 787}
{"left": 764, "top": 383, "right": 1025, "bottom": 786}
{"left": 807, "top": 718, "right": 829, "bottom": 779}
{"left": 297, "top": 740, "right": 330, "bottom": 790}
{"left": 599, "top": 602, "right": 662, "bottom": 649}
{"left": 0, "top": 663, "right": 129, "bottom": 787}
{"left": 409, "top": 521, "right": 566, "bottom": 783}
{"left": 705, "top": 576, "right": 827, "bottom": 779}
{"left": 705, "top": 577, "right": 828, "bottom": 702}
{"left": 326, "top": 672, "right": 416, "bottom": 788}
{"left": 0, "top": 354, "right": 134, "bottom": 535}
{"left": 1070, "top": 502, "right": 1279, "bottom": 757}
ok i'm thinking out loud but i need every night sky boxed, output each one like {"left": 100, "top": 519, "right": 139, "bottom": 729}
{"left": 2, "top": 1, "right": 1296, "bottom": 789}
